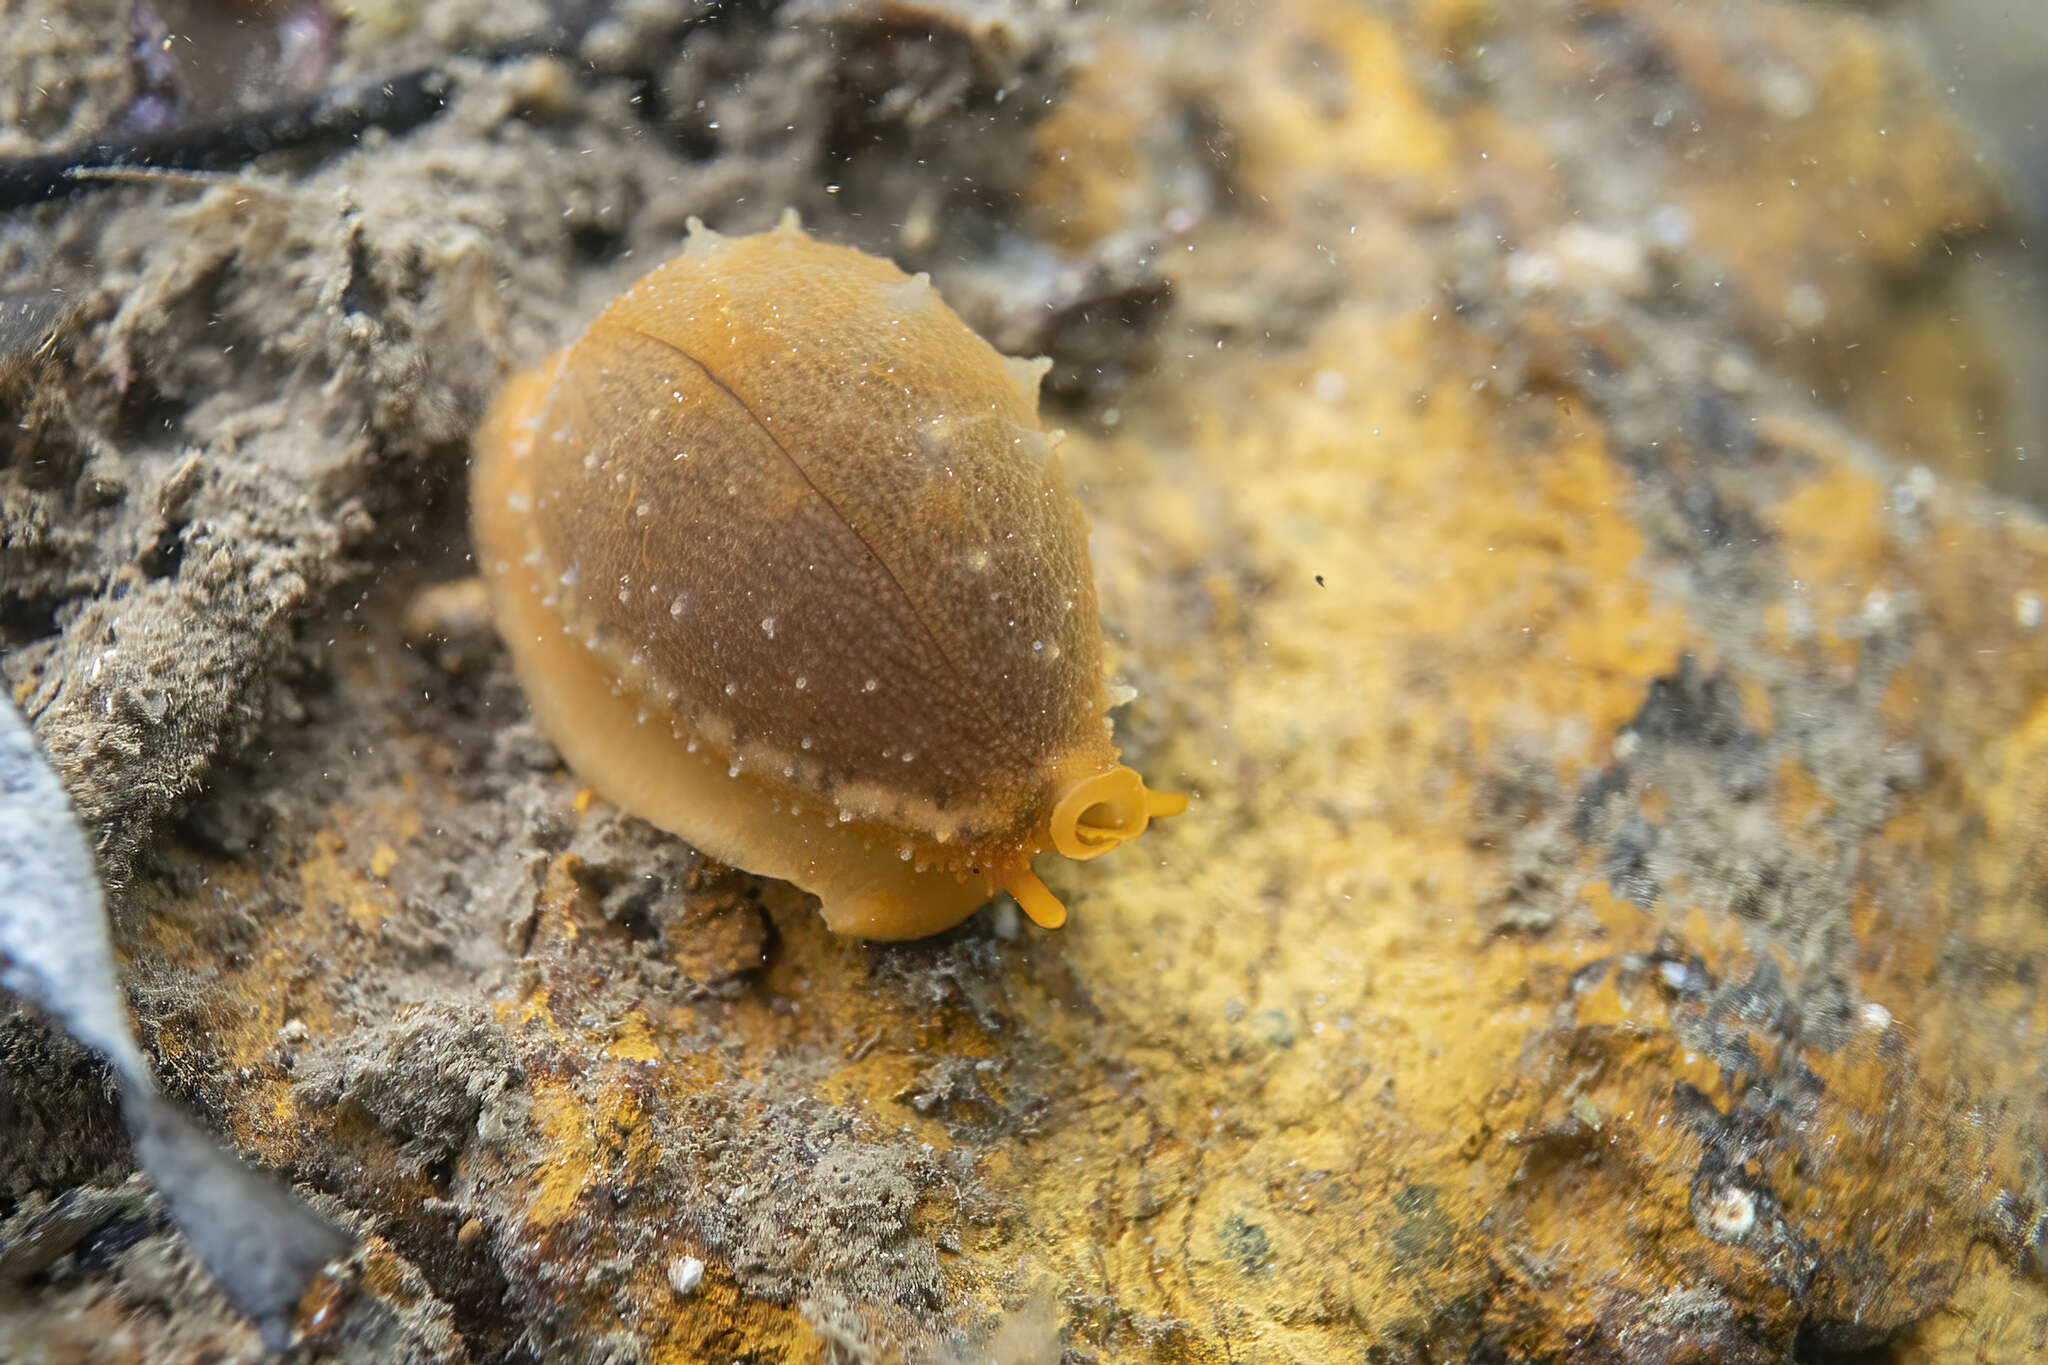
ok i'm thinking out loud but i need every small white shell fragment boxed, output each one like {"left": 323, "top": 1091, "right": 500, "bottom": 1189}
{"left": 668, "top": 1255, "right": 705, "bottom": 1297}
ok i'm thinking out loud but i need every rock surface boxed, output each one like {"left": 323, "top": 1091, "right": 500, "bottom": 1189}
{"left": 3, "top": 0, "right": 2047, "bottom": 1360}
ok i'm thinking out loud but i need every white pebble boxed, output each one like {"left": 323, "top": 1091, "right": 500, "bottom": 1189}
{"left": 668, "top": 1256, "right": 705, "bottom": 1297}
{"left": 1702, "top": 1184, "right": 1757, "bottom": 1239}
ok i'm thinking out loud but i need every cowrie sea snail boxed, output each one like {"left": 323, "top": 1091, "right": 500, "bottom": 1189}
{"left": 469, "top": 212, "right": 1184, "bottom": 940}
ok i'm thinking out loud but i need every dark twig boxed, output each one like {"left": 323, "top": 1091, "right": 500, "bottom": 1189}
{"left": 0, "top": 63, "right": 462, "bottom": 212}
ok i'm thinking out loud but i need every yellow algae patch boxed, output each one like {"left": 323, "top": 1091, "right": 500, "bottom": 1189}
{"left": 1059, "top": 306, "right": 1693, "bottom": 1046}
{"left": 1918, "top": 694, "right": 2048, "bottom": 1091}
{"left": 1414, "top": 0, "right": 1494, "bottom": 53}
{"left": 1026, "top": 37, "right": 1157, "bottom": 250}
{"left": 502, "top": 987, "right": 560, "bottom": 1037}
{"left": 1837, "top": 293, "right": 2011, "bottom": 487}
{"left": 607, "top": 1011, "right": 661, "bottom": 1066}
{"left": 986, "top": 288, "right": 1702, "bottom": 1353}
{"left": 1605, "top": 1, "right": 2007, "bottom": 494}
{"left": 641, "top": 1266, "right": 828, "bottom": 1365}
{"left": 1651, "top": 5, "right": 1997, "bottom": 316}
{"left": 1907, "top": 1248, "right": 2048, "bottom": 1362}
{"left": 1765, "top": 442, "right": 2048, "bottom": 1173}
{"left": 1965, "top": 693, "right": 2048, "bottom": 848}
{"left": 133, "top": 858, "right": 343, "bottom": 1077}
{"left": 342, "top": 895, "right": 384, "bottom": 935}
{"left": 292, "top": 794, "right": 431, "bottom": 936}
{"left": 527, "top": 1076, "right": 600, "bottom": 1228}
{"left": 1769, "top": 442, "right": 1892, "bottom": 603}
{"left": 814, "top": 1054, "right": 962, "bottom": 1155}
{"left": 530, "top": 852, "right": 586, "bottom": 945}
{"left": 1215, "top": 0, "right": 1462, "bottom": 210}
{"left": 1237, "top": 313, "right": 1688, "bottom": 764}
